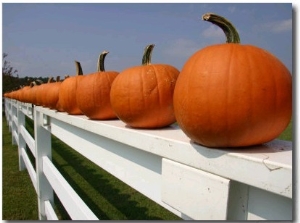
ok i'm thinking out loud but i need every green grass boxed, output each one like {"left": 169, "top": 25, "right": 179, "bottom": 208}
{"left": 2, "top": 115, "right": 38, "bottom": 219}
{"left": 2, "top": 113, "right": 293, "bottom": 220}
{"left": 277, "top": 120, "right": 293, "bottom": 141}
{"left": 2, "top": 115, "right": 182, "bottom": 220}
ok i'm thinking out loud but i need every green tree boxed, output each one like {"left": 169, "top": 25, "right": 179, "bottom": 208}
{"left": 2, "top": 53, "right": 20, "bottom": 94}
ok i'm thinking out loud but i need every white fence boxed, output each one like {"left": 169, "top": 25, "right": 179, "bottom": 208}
{"left": 4, "top": 98, "right": 293, "bottom": 220}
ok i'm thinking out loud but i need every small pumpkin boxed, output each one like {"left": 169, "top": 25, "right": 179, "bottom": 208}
{"left": 58, "top": 62, "right": 84, "bottom": 115}
{"left": 44, "top": 76, "right": 62, "bottom": 109}
{"left": 173, "top": 13, "right": 292, "bottom": 147}
{"left": 110, "top": 44, "right": 179, "bottom": 128}
{"left": 36, "top": 77, "right": 55, "bottom": 107}
{"left": 77, "top": 51, "right": 119, "bottom": 120}
{"left": 28, "top": 79, "right": 43, "bottom": 105}
{"left": 22, "top": 82, "right": 35, "bottom": 103}
{"left": 55, "top": 75, "right": 69, "bottom": 112}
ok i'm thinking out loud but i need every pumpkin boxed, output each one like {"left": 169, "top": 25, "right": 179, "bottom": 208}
{"left": 55, "top": 75, "right": 69, "bottom": 112}
{"left": 22, "top": 82, "right": 35, "bottom": 103}
{"left": 30, "top": 80, "right": 44, "bottom": 105}
{"left": 173, "top": 13, "right": 292, "bottom": 148}
{"left": 58, "top": 61, "right": 84, "bottom": 115}
{"left": 77, "top": 51, "right": 119, "bottom": 120}
{"left": 110, "top": 44, "right": 179, "bottom": 128}
{"left": 36, "top": 77, "right": 54, "bottom": 107}
{"left": 44, "top": 76, "right": 62, "bottom": 109}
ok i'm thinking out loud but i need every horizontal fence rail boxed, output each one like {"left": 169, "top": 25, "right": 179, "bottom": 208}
{"left": 4, "top": 98, "right": 293, "bottom": 220}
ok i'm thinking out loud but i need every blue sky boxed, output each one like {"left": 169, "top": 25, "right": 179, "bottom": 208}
{"left": 2, "top": 3, "right": 293, "bottom": 78}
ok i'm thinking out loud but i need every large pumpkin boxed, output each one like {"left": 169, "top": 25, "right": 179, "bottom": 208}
{"left": 77, "top": 51, "right": 119, "bottom": 120}
{"left": 110, "top": 44, "right": 179, "bottom": 128}
{"left": 173, "top": 13, "right": 292, "bottom": 148}
{"left": 58, "top": 62, "right": 84, "bottom": 115}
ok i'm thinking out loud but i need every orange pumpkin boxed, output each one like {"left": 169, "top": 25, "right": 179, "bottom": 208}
{"left": 110, "top": 44, "right": 179, "bottom": 128}
{"left": 36, "top": 77, "right": 54, "bottom": 107}
{"left": 55, "top": 75, "right": 69, "bottom": 112}
{"left": 77, "top": 51, "right": 119, "bottom": 120}
{"left": 58, "top": 62, "right": 84, "bottom": 115}
{"left": 173, "top": 13, "right": 292, "bottom": 148}
{"left": 44, "top": 76, "right": 62, "bottom": 109}
{"left": 22, "top": 82, "right": 35, "bottom": 103}
{"left": 30, "top": 80, "right": 44, "bottom": 105}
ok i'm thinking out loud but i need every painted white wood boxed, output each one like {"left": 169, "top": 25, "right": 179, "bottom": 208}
{"left": 34, "top": 108, "right": 53, "bottom": 220}
{"left": 21, "top": 147, "right": 37, "bottom": 192}
{"left": 36, "top": 106, "right": 292, "bottom": 199}
{"left": 4, "top": 99, "right": 293, "bottom": 221}
{"left": 11, "top": 104, "right": 18, "bottom": 145}
{"left": 20, "top": 125, "right": 36, "bottom": 157}
{"left": 17, "top": 103, "right": 26, "bottom": 170}
{"left": 13, "top": 114, "right": 18, "bottom": 127}
{"left": 49, "top": 117, "right": 181, "bottom": 217}
{"left": 12, "top": 130, "right": 18, "bottom": 145}
{"left": 161, "top": 158, "right": 230, "bottom": 220}
{"left": 226, "top": 181, "right": 249, "bottom": 220}
{"left": 42, "top": 156, "right": 98, "bottom": 220}
{"left": 44, "top": 200, "right": 58, "bottom": 220}
{"left": 247, "top": 186, "right": 292, "bottom": 220}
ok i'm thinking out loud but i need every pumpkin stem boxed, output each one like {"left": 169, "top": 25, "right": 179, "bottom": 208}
{"left": 202, "top": 13, "right": 240, "bottom": 43}
{"left": 75, "top": 61, "right": 83, "bottom": 75}
{"left": 56, "top": 76, "right": 61, "bottom": 82}
{"left": 97, "top": 51, "right": 109, "bottom": 72}
{"left": 47, "top": 77, "right": 54, "bottom": 83}
{"left": 29, "top": 82, "right": 35, "bottom": 87}
{"left": 35, "top": 79, "right": 43, "bottom": 85}
{"left": 142, "top": 44, "right": 155, "bottom": 65}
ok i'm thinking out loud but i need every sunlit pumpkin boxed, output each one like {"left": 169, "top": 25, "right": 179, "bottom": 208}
{"left": 110, "top": 44, "right": 179, "bottom": 128}
{"left": 55, "top": 75, "right": 69, "bottom": 112}
{"left": 173, "top": 13, "right": 292, "bottom": 148}
{"left": 30, "top": 80, "right": 44, "bottom": 105}
{"left": 58, "top": 62, "right": 84, "bottom": 115}
{"left": 44, "top": 76, "right": 62, "bottom": 109}
{"left": 77, "top": 51, "right": 119, "bottom": 120}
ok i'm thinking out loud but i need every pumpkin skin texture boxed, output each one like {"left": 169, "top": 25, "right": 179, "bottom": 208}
{"left": 173, "top": 13, "right": 292, "bottom": 148}
{"left": 44, "top": 76, "right": 62, "bottom": 109}
{"left": 110, "top": 44, "right": 179, "bottom": 128}
{"left": 77, "top": 51, "right": 119, "bottom": 120}
{"left": 59, "top": 62, "right": 84, "bottom": 115}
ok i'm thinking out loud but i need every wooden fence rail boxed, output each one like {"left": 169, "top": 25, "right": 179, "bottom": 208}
{"left": 4, "top": 98, "right": 293, "bottom": 220}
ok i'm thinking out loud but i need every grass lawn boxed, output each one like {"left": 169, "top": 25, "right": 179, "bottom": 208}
{"left": 2, "top": 112, "right": 292, "bottom": 220}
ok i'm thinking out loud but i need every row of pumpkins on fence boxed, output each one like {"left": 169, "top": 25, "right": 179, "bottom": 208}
{"left": 4, "top": 13, "right": 292, "bottom": 148}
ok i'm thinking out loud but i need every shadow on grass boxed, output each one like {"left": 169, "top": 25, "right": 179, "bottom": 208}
{"left": 51, "top": 135, "right": 177, "bottom": 220}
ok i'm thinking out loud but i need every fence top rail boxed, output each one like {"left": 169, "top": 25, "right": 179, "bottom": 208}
{"left": 33, "top": 104, "right": 292, "bottom": 198}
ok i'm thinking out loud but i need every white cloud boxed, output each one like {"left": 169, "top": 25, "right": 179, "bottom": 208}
{"left": 163, "top": 38, "right": 200, "bottom": 59}
{"left": 201, "top": 25, "right": 225, "bottom": 41}
{"left": 272, "top": 19, "right": 292, "bottom": 33}
{"left": 260, "top": 19, "right": 292, "bottom": 33}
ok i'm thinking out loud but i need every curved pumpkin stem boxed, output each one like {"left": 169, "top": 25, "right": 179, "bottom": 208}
{"left": 202, "top": 13, "right": 240, "bottom": 43}
{"left": 97, "top": 51, "right": 109, "bottom": 72}
{"left": 75, "top": 61, "right": 83, "bottom": 75}
{"left": 142, "top": 44, "right": 155, "bottom": 65}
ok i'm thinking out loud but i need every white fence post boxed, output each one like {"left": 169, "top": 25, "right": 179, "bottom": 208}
{"left": 11, "top": 100, "right": 17, "bottom": 145}
{"left": 34, "top": 108, "right": 54, "bottom": 220}
{"left": 17, "top": 101, "right": 26, "bottom": 170}
{"left": 6, "top": 99, "right": 12, "bottom": 130}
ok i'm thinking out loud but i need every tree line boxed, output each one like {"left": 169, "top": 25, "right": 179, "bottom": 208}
{"left": 2, "top": 53, "right": 49, "bottom": 95}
